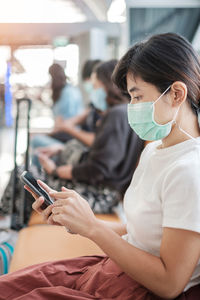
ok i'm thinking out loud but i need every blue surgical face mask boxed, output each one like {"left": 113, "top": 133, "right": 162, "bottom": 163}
{"left": 127, "top": 85, "right": 181, "bottom": 141}
{"left": 83, "top": 81, "right": 93, "bottom": 95}
{"left": 90, "top": 87, "right": 108, "bottom": 111}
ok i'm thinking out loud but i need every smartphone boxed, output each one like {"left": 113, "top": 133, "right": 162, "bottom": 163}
{"left": 20, "top": 171, "right": 54, "bottom": 210}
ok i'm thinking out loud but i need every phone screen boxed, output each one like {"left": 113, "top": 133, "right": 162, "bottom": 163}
{"left": 21, "top": 171, "right": 53, "bottom": 205}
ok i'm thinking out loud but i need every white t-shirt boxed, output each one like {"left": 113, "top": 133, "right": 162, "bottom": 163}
{"left": 123, "top": 137, "right": 200, "bottom": 291}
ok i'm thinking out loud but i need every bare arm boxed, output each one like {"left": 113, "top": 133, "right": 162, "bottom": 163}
{"left": 64, "top": 109, "right": 90, "bottom": 125}
{"left": 97, "top": 220, "right": 127, "bottom": 236}
{"left": 62, "top": 127, "right": 95, "bottom": 147}
{"left": 54, "top": 108, "right": 95, "bottom": 146}
{"left": 48, "top": 190, "right": 200, "bottom": 299}
{"left": 30, "top": 185, "right": 200, "bottom": 299}
{"left": 55, "top": 109, "right": 90, "bottom": 128}
{"left": 29, "top": 181, "right": 127, "bottom": 238}
{"left": 89, "top": 223, "right": 200, "bottom": 299}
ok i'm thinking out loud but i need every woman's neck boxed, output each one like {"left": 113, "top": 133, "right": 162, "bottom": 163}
{"left": 161, "top": 107, "right": 200, "bottom": 149}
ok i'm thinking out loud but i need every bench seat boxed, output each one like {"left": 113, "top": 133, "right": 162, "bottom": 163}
{"left": 9, "top": 212, "right": 121, "bottom": 273}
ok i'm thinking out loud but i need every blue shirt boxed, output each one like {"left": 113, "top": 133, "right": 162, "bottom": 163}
{"left": 52, "top": 84, "right": 83, "bottom": 119}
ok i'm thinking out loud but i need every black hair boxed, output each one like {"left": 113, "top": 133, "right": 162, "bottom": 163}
{"left": 81, "top": 60, "right": 101, "bottom": 80}
{"left": 112, "top": 33, "right": 200, "bottom": 114}
{"left": 94, "top": 59, "right": 128, "bottom": 106}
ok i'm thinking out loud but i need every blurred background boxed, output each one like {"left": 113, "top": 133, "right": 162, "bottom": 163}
{"left": 0, "top": 0, "right": 200, "bottom": 196}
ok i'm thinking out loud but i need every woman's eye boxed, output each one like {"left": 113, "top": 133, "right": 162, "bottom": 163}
{"left": 134, "top": 96, "right": 141, "bottom": 101}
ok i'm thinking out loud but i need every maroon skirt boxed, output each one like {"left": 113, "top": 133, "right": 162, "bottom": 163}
{"left": 0, "top": 256, "right": 199, "bottom": 300}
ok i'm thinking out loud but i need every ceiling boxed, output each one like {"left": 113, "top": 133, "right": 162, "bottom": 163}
{"left": 0, "top": 0, "right": 116, "bottom": 46}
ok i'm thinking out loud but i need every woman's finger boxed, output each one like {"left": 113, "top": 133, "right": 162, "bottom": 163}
{"left": 32, "top": 197, "right": 45, "bottom": 213}
{"left": 52, "top": 213, "right": 63, "bottom": 224}
{"left": 49, "top": 190, "right": 75, "bottom": 199}
{"left": 52, "top": 198, "right": 71, "bottom": 207}
{"left": 24, "top": 185, "right": 38, "bottom": 200}
{"left": 42, "top": 205, "right": 54, "bottom": 221}
{"left": 61, "top": 186, "right": 68, "bottom": 192}
{"left": 52, "top": 206, "right": 64, "bottom": 215}
{"left": 37, "top": 180, "right": 56, "bottom": 193}
{"left": 47, "top": 214, "right": 61, "bottom": 226}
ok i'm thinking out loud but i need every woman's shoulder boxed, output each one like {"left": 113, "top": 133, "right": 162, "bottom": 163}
{"left": 160, "top": 144, "right": 200, "bottom": 191}
{"left": 104, "top": 104, "right": 128, "bottom": 122}
{"left": 170, "top": 145, "right": 200, "bottom": 173}
{"left": 61, "top": 84, "right": 82, "bottom": 101}
{"left": 108, "top": 103, "right": 127, "bottom": 114}
{"left": 63, "top": 84, "right": 81, "bottom": 94}
{"left": 141, "top": 141, "right": 160, "bottom": 156}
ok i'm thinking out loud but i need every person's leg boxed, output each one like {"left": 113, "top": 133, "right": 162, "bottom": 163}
{"left": 49, "top": 131, "right": 73, "bottom": 143}
{"left": 31, "top": 135, "right": 62, "bottom": 150}
{"left": 0, "top": 256, "right": 103, "bottom": 300}
{"left": 14, "top": 286, "right": 97, "bottom": 300}
{"left": 2, "top": 251, "right": 197, "bottom": 300}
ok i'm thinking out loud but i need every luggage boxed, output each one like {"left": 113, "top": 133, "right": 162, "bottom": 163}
{"left": 11, "top": 98, "right": 32, "bottom": 230}
{"left": 0, "top": 229, "right": 18, "bottom": 274}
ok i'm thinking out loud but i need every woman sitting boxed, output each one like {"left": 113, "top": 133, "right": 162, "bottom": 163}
{"left": 31, "top": 63, "right": 83, "bottom": 149}
{"left": 1, "top": 32, "right": 200, "bottom": 300}
{"left": 32, "top": 59, "right": 102, "bottom": 164}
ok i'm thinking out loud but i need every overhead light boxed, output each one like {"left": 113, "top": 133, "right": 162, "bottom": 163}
{"left": 107, "top": 0, "right": 126, "bottom": 23}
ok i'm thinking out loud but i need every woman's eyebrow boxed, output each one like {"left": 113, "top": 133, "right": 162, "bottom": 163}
{"left": 128, "top": 86, "right": 140, "bottom": 93}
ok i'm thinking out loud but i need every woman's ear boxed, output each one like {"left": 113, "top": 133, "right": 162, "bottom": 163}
{"left": 170, "top": 81, "right": 187, "bottom": 107}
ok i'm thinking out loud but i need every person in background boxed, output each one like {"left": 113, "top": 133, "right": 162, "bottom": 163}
{"left": 82, "top": 59, "right": 101, "bottom": 96}
{"left": 37, "top": 59, "right": 144, "bottom": 214}
{"left": 34, "top": 60, "right": 102, "bottom": 162}
{"left": 31, "top": 63, "right": 83, "bottom": 149}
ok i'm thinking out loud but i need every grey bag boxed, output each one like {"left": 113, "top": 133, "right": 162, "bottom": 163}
{"left": 57, "top": 139, "right": 88, "bottom": 166}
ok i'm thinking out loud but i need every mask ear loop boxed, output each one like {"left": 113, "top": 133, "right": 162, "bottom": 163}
{"left": 153, "top": 85, "right": 199, "bottom": 142}
{"left": 175, "top": 123, "right": 198, "bottom": 142}
{"left": 153, "top": 85, "right": 172, "bottom": 105}
{"left": 174, "top": 107, "right": 199, "bottom": 143}
{"left": 172, "top": 96, "right": 200, "bottom": 143}
{"left": 152, "top": 85, "right": 172, "bottom": 122}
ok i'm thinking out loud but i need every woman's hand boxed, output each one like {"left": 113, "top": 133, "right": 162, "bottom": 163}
{"left": 38, "top": 154, "right": 57, "bottom": 175}
{"left": 52, "top": 116, "right": 65, "bottom": 133}
{"left": 56, "top": 165, "right": 73, "bottom": 179}
{"left": 54, "top": 117, "right": 75, "bottom": 133}
{"left": 49, "top": 187, "right": 99, "bottom": 238}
